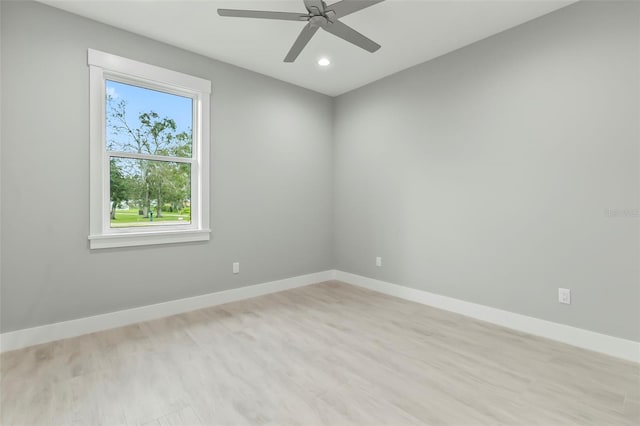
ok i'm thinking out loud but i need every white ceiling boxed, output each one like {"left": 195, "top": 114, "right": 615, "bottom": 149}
{"left": 40, "top": 0, "right": 576, "bottom": 96}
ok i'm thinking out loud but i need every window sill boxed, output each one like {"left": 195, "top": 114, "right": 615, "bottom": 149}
{"left": 89, "top": 229, "right": 211, "bottom": 249}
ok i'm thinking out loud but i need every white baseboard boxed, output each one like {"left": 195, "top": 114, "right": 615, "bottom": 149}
{"left": 334, "top": 270, "right": 640, "bottom": 363}
{"left": 4, "top": 269, "right": 637, "bottom": 363}
{"left": 0, "top": 270, "right": 334, "bottom": 353}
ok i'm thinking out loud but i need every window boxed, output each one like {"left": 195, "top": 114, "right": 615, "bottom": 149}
{"left": 88, "top": 49, "right": 211, "bottom": 249}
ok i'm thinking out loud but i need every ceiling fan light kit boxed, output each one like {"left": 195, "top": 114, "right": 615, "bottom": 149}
{"left": 218, "top": 0, "right": 385, "bottom": 63}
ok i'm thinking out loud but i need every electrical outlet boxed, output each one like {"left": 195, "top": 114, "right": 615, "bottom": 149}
{"left": 233, "top": 262, "right": 240, "bottom": 274}
{"left": 558, "top": 288, "right": 571, "bottom": 304}
{"left": 376, "top": 257, "right": 382, "bottom": 267}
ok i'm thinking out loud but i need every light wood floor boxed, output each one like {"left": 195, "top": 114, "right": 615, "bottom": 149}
{"left": 1, "top": 281, "right": 638, "bottom": 426}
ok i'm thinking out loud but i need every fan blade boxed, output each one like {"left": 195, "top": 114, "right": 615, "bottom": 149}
{"left": 284, "top": 23, "right": 319, "bottom": 62}
{"left": 323, "top": 20, "right": 380, "bottom": 52}
{"left": 218, "top": 9, "right": 309, "bottom": 21}
{"left": 327, "top": 0, "right": 385, "bottom": 18}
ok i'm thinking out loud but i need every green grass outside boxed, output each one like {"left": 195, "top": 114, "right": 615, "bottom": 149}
{"left": 110, "top": 208, "right": 190, "bottom": 227}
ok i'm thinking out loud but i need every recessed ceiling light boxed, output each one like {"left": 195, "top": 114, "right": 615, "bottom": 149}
{"left": 318, "top": 57, "right": 331, "bottom": 67}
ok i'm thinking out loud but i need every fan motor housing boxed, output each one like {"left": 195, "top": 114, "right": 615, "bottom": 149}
{"left": 304, "top": 0, "right": 327, "bottom": 15}
{"left": 309, "top": 15, "right": 328, "bottom": 28}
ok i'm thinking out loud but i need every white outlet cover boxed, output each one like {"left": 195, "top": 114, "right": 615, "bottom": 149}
{"left": 376, "top": 257, "right": 382, "bottom": 267}
{"left": 233, "top": 262, "right": 240, "bottom": 274}
{"left": 558, "top": 288, "right": 571, "bottom": 304}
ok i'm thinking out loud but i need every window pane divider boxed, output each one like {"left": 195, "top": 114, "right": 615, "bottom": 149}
{"left": 107, "top": 150, "right": 194, "bottom": 164}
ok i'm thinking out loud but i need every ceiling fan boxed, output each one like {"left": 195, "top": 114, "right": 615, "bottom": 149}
{"left": 218, "top": 0, "right": 385, "bottom": 63}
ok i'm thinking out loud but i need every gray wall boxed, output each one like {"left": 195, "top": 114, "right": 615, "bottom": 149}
{"left": 2, "top": 1, "right": 638, "bottom": 342}
{"left": 0, "top": 1, "right": 333, "bottom": 332}
{"left": 333, "top": 1, "right": 640, "bottom": 341}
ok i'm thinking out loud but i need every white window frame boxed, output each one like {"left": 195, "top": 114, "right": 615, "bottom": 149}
{"left": 88, "top": 49, "right": 211, "bottom": 249}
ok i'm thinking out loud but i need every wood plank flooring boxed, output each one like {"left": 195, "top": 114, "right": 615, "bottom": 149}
{"left": 1, "top": 281, "right": 638, "bottom": 425}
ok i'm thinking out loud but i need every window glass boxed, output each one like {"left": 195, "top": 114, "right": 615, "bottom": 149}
{"left": 106, "top": 80, "right": 193, "bottom": 157}
{"left": 109, "top": 157, "right": 191, "bottom": 228}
